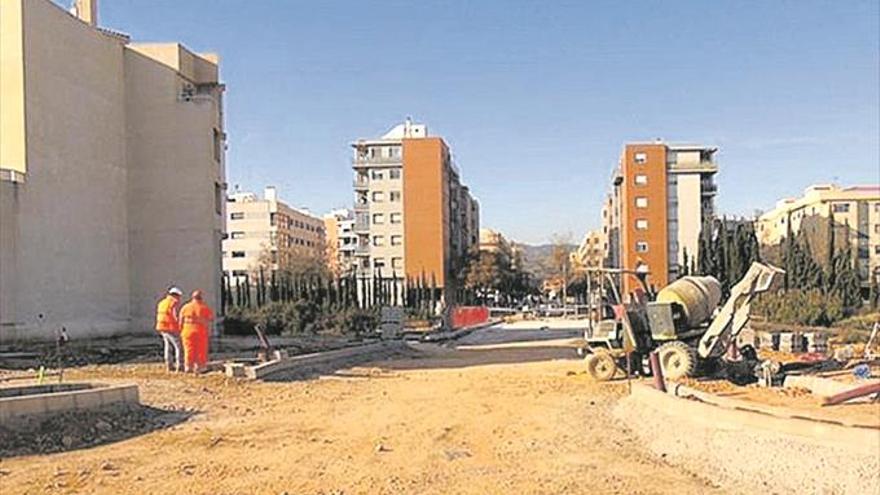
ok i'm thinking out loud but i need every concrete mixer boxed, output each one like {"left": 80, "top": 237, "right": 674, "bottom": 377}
{"left": 582, "top": 262, "right": 784, "bottom": 381}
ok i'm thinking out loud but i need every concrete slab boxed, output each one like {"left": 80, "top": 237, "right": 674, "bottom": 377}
{"left": 0, "top": 383, "right": 139, "bottom": 427}
{"left": 632, "top": 383, "right": 879, "bottom": 447}
{"left": 228, "top": 341, "right": 407, "bottom": 380}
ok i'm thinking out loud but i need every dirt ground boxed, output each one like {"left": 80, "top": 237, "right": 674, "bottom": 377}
{"left": 0, "top": 325, "right": 723, "bottom": 495}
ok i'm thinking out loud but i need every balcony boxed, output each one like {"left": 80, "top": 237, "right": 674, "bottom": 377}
{"left": 354, "top": 244, "right": 370, "bottom": 256}
{"left": 353, "top": 176, "right": 369, "bottom": 189}
{"left": 701, "top": 183, "right": 718, "bottom": 195}
{"left": 354, "top": 219, "right": 370, "bottom": 232}
{"left": 353, "top": 201, "right": 369, "bottom": 212}
{"left": 352, "top": 155, "right": 403, "bottom": 167}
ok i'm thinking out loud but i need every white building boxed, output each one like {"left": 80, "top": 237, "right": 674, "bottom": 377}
{"left": 223, "top": 187, "right": 326, "bottom": 280}
{"left": 324, "top": 208, "right": 358, "bottom": 277}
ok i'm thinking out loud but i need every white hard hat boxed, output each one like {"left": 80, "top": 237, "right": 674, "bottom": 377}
{"left": 168, "top": 287, "right": 183, "bottom": 296}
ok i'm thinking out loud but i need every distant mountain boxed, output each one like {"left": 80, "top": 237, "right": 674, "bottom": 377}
{"left": 515, "top": 242, "right": 576, "bottom": 281}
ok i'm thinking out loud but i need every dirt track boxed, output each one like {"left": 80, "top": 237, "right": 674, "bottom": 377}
{"left": 0, "top": 322, "right": 727, "bottom": 495}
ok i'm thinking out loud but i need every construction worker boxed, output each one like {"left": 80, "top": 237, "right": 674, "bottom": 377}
{"left": 179, "top": 289, "right": 214, "bottom": 374}
{"left": 155, "top": 287, "right": 184, "bottom": 372}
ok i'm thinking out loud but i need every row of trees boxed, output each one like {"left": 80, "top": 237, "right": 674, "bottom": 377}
{"left": 692, "top": 214, "right": 874, "bottom": 326}
{"left": 687, "top": 217, "right": 762, "bottom": 296}
{"left": 458, "top": 246, "right": 537, "bottom": 306}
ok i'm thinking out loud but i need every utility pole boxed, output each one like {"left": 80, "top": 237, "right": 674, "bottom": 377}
{"left": 562, "top": 262, "right": 567, "bottom": 317}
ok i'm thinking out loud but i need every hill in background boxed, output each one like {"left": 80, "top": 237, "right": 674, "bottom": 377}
{"left": 515, "top": 243, "right": 576, "bottom": 282}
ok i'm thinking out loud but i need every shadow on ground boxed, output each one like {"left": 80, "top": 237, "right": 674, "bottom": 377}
{"left": 0, "top": 405, "right": 195, "bottom": 458}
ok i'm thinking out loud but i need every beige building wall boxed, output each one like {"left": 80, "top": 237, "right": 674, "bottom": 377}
{"left": 756, "top": 184, "right": 880, "bottom": 285}
{"left": 125, "top": 42, "right": 226, "bottom": 330}
{"left": 223, "top": 188, "right": 326, "bottom": 278}
{"left": 572, "top": 229, "right": 606, "bottom": 271}
{"left": 0, "top": 0, "right": 225, "bottom": 342}
{"left": 0, "top": 0, "right": 26, "bottom": 177}
{"left": 365, "top": 164, "right": 405, "bottom": 275}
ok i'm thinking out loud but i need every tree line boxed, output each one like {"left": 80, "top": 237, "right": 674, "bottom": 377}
{"left": 692, "top": 214, "right": 875, "bottom": 326}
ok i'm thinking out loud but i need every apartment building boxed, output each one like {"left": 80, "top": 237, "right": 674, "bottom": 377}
{"left": 601, "top": 186, "right": 621, "bottom": 270}
{"left": 571, "top": 229, "right": 607, "bottom": 272}
{"left": 0, "top": 0, "right": 226, "bottom": 342}
{"left": 223, "top": 187, "right": 326, "bottom": 280}
{"left": 479, "top": 228, "right": 512, "bottom": 255}
{"left": 604, "top": 141, "right": 718, "bottom": 293}
{"left": 324, "top": 208, "right": 358, "bottom": 277}
{"left": 351, "top": 119, "right": 479, "bottom": 300}
{"left": 756, "top": 184, "right": 880, "bottom": 288}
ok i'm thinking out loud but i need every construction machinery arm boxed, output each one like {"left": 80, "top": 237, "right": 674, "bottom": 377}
{"left": 697, "top": 262, "right": 784, "bottom": 360}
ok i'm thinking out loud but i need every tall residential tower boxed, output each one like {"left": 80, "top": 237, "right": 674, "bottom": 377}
{"left": 351, "top": 120, "right": 479, "bottom": 301}
{"left": 605, "top": 141, "right": 718, "bottom": 293}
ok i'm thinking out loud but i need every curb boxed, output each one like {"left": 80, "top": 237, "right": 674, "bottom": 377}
{"left": 421, "top": 319, "right": 501, "bottom": 343}
{"left": 629, "top": 383, "right": 879, "bottom": 449}
{"left": 0, "top": 383, "right": 140, "bottom": 427}
{"left": 225, "top": 340, "right": 408, "bottom": 380}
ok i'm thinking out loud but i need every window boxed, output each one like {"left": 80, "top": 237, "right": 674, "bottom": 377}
{"left": 231, "top": 251, "right": 246, "bottom": 258}
{"left": 389, "top": 169, "right": 401, "bottom": 179}
{"left": 634, "top": 174, "right": 648, "bottom": 185}
{"left": 634, "top": 152, "right": 647, "bottom": 164}
{"left": 875, "top": 246, "right": 880, "bottom": 255}
{"left": 390, "top": 213, "right": 402, "bottom": 224}
{"left": 371, "top": 170, "right": 384, "bottom": 180}
{"left": 230, "top": 232, "right": 245, "bottom": 239}
{"left": 214, "top": 182, "right": 223, "bottom": 214}
{"left": 374, "top": 258, "right": 386, "bottom": 269}
{"left": 213, "top": 128, "right": 223, "bottom": 163}
{"left": 635, "top": 197, "right": 648, "bottom": 208}
{"left": 391, "top": 235, "right": 403, "bottom": 246}
{"left": 388, "top": 146, "right": 401, "bottom": 158}
{"left": 832, "top": 203, "right": 850, "bottom": 213}
{"left": 390, "top": 191, "right": 401, "bottom": 202}
{"left": 392, "top": 257, "right": 403, "bottom": 269}
{"left": 230, "top": 212, "right": 245, "bottom": 220}
{"left": 372, "top": 191, "right": 385, "bottom": 202}
{"left": 635, "top": 241, "right": 649, "bottom": 253}
{"left": 635, "top": 219, "right": 649, "bottom": 230}
{"left": 373, "top": 236, "right": 385, "bottom": 246}
{"left": 372, "top": 213, "right": 385, "bottom": 224}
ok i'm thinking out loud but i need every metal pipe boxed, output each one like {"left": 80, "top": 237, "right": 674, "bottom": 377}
{"left": 822, "top": 382, "right": 880, "bottom": 406}
{"left": 649, "top": 351, "right": 665, "bottom": 392}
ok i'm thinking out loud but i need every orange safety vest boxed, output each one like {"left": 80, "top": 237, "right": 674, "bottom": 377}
{"left": 180, "top": 300, "right": 214, "bottom": 334}
{"left": 155, "top": 295, "right": 180, "bottom": 332}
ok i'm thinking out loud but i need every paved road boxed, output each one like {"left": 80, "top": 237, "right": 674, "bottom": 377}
{"left": 455, "top": 318, "right": 585, "bottom": 347}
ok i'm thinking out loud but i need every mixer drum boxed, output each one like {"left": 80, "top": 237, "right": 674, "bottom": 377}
{"left": 656, "top": 276, "right": 722, "bottom": 328}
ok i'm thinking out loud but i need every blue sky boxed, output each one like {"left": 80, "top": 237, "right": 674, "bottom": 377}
{"left": 99, "top": 0, "right": 879, "bottom": 244}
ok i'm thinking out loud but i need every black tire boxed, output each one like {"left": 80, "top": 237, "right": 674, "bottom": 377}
{"left": 586, "top": 350, "right": 617, "bottom": 381}
{"left": 656, "top": 341, "right": 697, "bottom": 380}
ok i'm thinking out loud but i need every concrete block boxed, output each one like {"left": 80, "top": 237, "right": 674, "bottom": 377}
{"left": 43, "top": 392, "right": 76, "bottom": 413}
{"left": 72, "top": 389, "right": 105, "bottom": 410}
{"left": 121, "top": 385, "right": 139, "bottom": 403}
{"left": 3, "top": 396, "right": 47, "bottom": 418}
{"left": 99, "top": 387, "right": 126, "bottom": 405}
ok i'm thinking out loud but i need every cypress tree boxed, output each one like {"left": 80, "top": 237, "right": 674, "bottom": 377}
{"left": 825, "top": 210, "right": 836, "bottom": 294}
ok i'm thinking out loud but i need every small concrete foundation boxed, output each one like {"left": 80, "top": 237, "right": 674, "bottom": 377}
{"left": 0, "top": 383, "right": 139, "bottom": 426}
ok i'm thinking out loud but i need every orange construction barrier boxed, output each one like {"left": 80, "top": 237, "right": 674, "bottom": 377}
{"left": 451, "top": 306, "right": 490, "bottom": 329}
